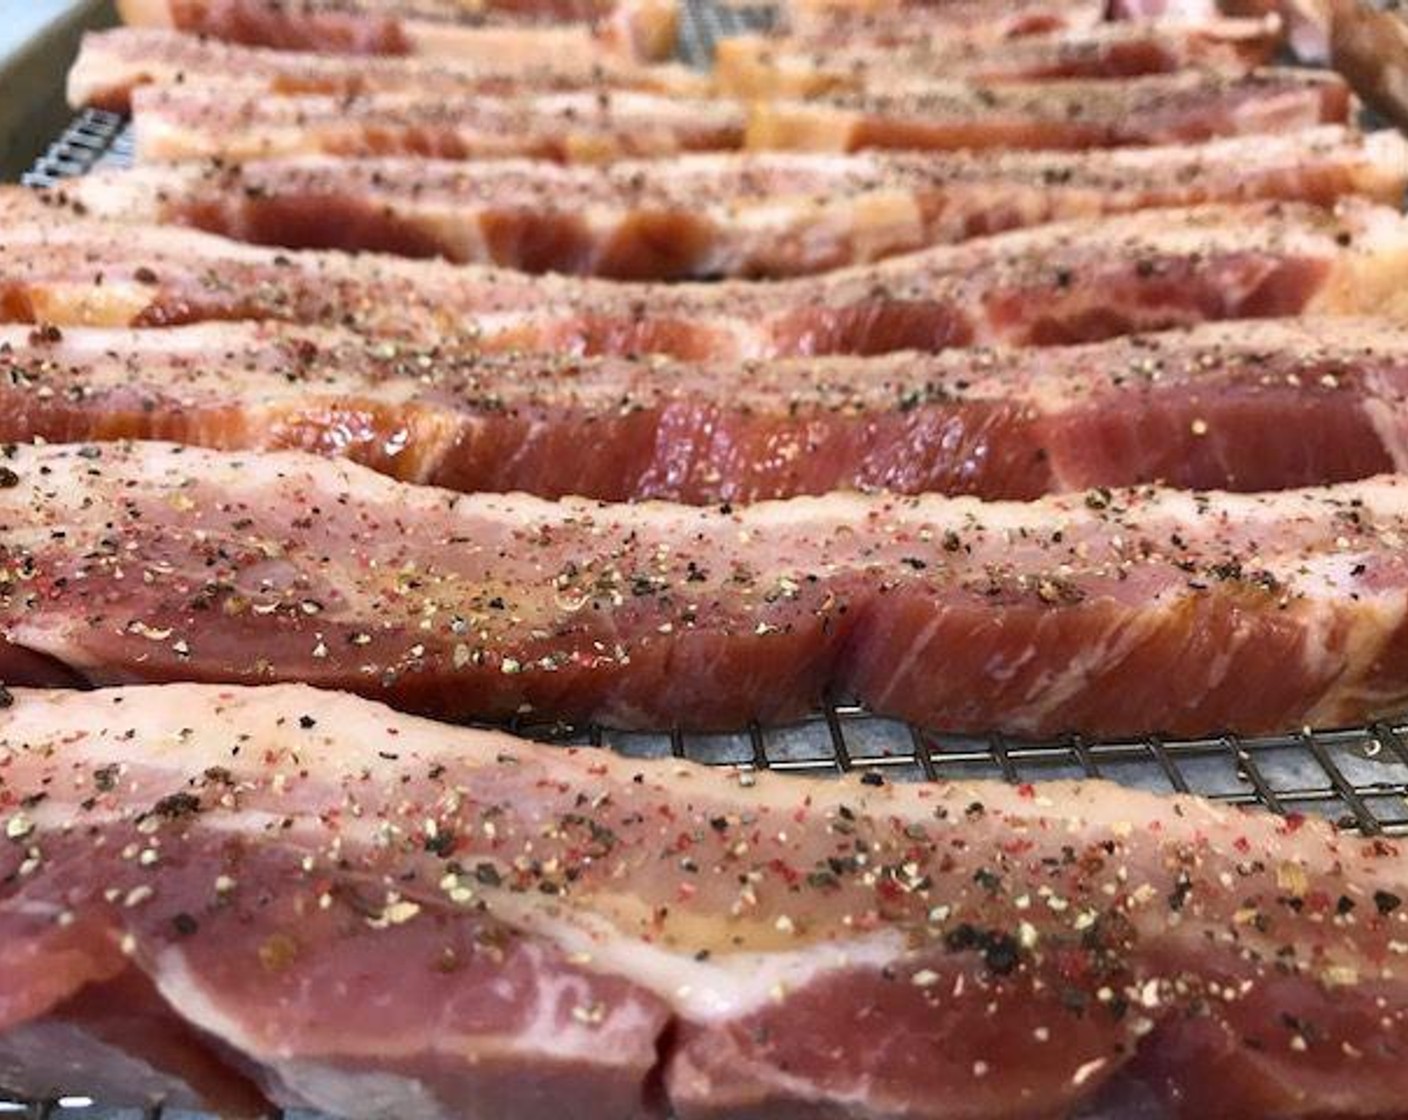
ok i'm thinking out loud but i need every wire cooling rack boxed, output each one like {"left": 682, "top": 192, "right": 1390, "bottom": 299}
{"left": 20, "top": 108, "right": 131, "bottom": 187}
{"left": 515, "top": 706, "right": 1408, "bottom": 837}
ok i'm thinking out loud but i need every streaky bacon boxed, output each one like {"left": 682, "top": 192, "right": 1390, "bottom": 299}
{"left": 8, "top": 190, "right": 1408, "bottom": 359}
{"left": 714, "top": 17, "right": 1283, "bottom": 99}
{"left": 127, "top": 69, "right": 1351, "bottom": 165}
{"left": 7, "top": 440, "right": 1408, "bottom": 736}
{"left": 772, "top": 0, "right": 1106, "bottom": 49}
{"left": 4, "top": 683, "right": 1406, "bottom": 1118}
{"left": 131, "top": 86, "right": 745, "bottom": 165}
{"left": 5, "top": 317, "right": 1408, "bottom": 503}
{"left": 115, "top": 0, "right": 681, "bottom": 60}
{"left": 67, "top": 27, "right": 709, "bottom": 113}
{"left": 744, "top": 68, "right": 1350, "bottom": 154}
{"left": 65, "top": 127, "right": 1408, "bottom": 277}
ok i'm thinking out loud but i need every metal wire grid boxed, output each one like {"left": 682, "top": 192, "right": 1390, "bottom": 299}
{"left": 503, "top": 705, "right": 1408, "bottom": 838}
{"left": 677, "top": 0, "right": 773, "bottom": 66}
{"left": 20, "top": 108, "right": 132, "bottom": 187}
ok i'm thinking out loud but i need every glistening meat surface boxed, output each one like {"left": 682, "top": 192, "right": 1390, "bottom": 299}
{"left": 128, "top": 69, "right": 1351, "bottom": 164}
{"left": 66, "top": 27, "right": 708, "bottom": 113}
{"left": 8, "top": 441, "right": 1408, "bottom": 737}
{"left": 8, "top": 318, "right": 1408, "bottom": 502}
{"left": 3, "top": 684, "right": 1407, "bottom": 1118}
{"left": 8, "top": 192, "right": 1408, "bottom": 359}
{"left": 68, "top": 126, "right": 1408, "bottom": 277}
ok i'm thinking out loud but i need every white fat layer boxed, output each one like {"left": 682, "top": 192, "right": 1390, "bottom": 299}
{"left": 494, "top": 898, "right": 908, "bottom": 1022}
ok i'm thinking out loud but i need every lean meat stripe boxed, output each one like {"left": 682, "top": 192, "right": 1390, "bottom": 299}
{"left": 65, "top": 127, "right": 1408, "bottom": 277}
{"left": 5, "top": 318, "right": 1408, "bottom": 502}
{"left": 7, "top": 441, "right": 1408, "bottom": 737}
{"left": 2, "top": 683, "right": 1406, "bottom": 1118}
{"left": 7, "top": 193, "right": 1407, "bottom": 359}
{"left": 127, "top": 69, "right": 1351, "bottom": 164}
{"left": 714, "top": 16, "right": 1283, "bottom": 98}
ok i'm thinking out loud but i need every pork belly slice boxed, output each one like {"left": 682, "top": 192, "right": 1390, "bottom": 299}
{"left": 772, "top": 0, "right": 1106, "bottom": 50}
{"left": 131, "top": 86, "right": 745, "bottom": 165}
{"left": 68, "top": 127, "right": 1408, "bottom": 278}
{"left": 10, "top": 191, "right": 1408, "bottom": 358}
{"left": 11, "top": 440, "right": 1408, "bottom": 736}
{"left": 2, "top": 682, "right": 1407, "bottom": 1118}
{"left": 116, "top": 0, "right": 681, "bottom": 61}
{"left": 66, "top": 27, "right": 708, "bottom": 114}
{"left": 10, "top": 317, "right": 1408, "bottom": 503}
{"left": 744, "top": 68, "right": 1349, "bottom": 154}
{"left": 128, "top": 69, "right": 1350, "bottom": 166}
{"left": 715, "top": 16, "right": 1283, "bottom": 99}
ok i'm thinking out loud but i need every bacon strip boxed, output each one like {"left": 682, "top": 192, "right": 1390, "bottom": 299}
{"left": 116, "top": 0, "right": 681, "bottom": 60}
{"left": 66, "top": 127, "right": 1408, "bottom": 277}
{"left": 744, "top": 68, "right": 1350, "bottom": 154}
{"left": 772, "top": 0, "right": 1106, "bottom": 49}
{"left": 127, "top": 69, "right": 1350, "bottom": 165}
{"left": 4, "top": 683, "right": 1405, "bottom": 1118}
{"left": 8, "top": 440, "right": 1408, "bottom": 736}
{"left": 8, "top": 191, "right": 1408, "bottom": 358}
{"left": 66, "top": 27, "right": 709, "bottom": 113}
{"left": 130, "top": 86, "right": 745, "bottom": 165}
{"left": 5, "top": 317, "right": 1408, "bottom": 503}
{"left": 714, "top": 17, "right": 1284, "bottom": 99}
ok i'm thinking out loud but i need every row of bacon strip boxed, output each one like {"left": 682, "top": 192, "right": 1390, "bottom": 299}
{"left": 6, "top": 1, "right": 1408, "bottom": 1119}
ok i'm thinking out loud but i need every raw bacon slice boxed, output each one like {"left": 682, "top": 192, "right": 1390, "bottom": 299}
{"left": 772, "top": 0, "right": 1106, "bottom": 50}
{"left": 67, "top": 27, "right": 709, "bottom": 113}
{"left": 127, "top": 69, "right": 1351, "bottom": 165}
{"left": 66, "top": 127, "right": 1408, "bottom": 277}
{"left": 9, "top": 440, "right": 1408, "bottom": 737}
{"left": 5, "top": 317, "right": 1408, "bottom": 503}
{"left": 4, "top": 683, "right": 1407, "bottom": 1118}
{"left": 8, "top": 192, "right": 1408, "bottom": 358}
{"left": 744, "top": 68, "right": 1351, "bottom": 154}
{"left": 714, "top": 17, "right": 1283, "bottom": 99}
{"left": 116, "top": 0, "right": 681, "bottom": 61}
{"left": 130, "top": 86, "right": 745, "bottom": 164}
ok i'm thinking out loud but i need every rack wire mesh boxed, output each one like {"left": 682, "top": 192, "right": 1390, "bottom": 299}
{"left": 10, "top": 6, "right": 1408, "bottom": 1117}
{"left": 20, "top": 108, "right": 131, "bottom": 186}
